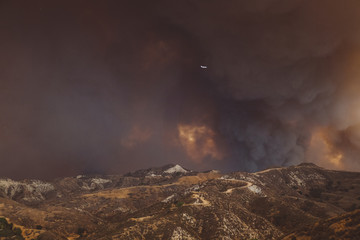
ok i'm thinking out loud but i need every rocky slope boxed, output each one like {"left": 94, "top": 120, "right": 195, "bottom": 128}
{"left": 0, "top": 163, "right": 359, "bottom": 239}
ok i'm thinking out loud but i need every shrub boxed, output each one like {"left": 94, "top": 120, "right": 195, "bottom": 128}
{"left": 0, "top": 219, "right": 24, "bottom": 240}
{"left": 0, "top": 218, "right": 14, "bottom": 237}
{"left": 77, "top": 227, "right": 86, "bottom": 237}
{"left": 176, "top": 201, "right": 184, "bottom": 208}
{"left": 13, "top": 227, "right": 22, "bottom": 236}
{"left": 0, "top": 217, "right": 7, "bottom": 225}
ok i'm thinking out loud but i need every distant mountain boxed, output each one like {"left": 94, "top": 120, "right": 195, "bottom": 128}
{"left": 124, "top": 163, "right": 191, "bottom": 178}
{"left": 0, "top": 163, "right": 359, "bottom": 239}
{"left": 164, "top": 164, "right": 189, "bottom": 174}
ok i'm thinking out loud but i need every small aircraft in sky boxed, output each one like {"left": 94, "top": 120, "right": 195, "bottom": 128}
{"left": 200, "top": 65, "right": 208, "bottom": 69}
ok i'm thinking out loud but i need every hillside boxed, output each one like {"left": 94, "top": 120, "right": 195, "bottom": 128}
{"left": 0, "top": 163, "right": 359, "bottom": 239}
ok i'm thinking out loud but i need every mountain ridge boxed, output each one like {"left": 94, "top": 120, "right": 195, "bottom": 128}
{"left": 0, "top": 163, "right": 359, "bottom": 239}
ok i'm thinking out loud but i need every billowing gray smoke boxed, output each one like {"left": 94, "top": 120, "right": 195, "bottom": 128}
{"left": 161, "top": 0, "right": 360, "bottom": 172}
{"left": 1, "top": 0, "right": 360, "bottom": 179}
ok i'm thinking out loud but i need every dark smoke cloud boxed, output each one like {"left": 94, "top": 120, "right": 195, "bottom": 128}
{"left": 1, "top": 0, "right": 360, "bottom": 179}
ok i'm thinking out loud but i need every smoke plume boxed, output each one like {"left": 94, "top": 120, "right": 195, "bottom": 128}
{"left": 1, "top": 0, "right": 360, "bottom": 179}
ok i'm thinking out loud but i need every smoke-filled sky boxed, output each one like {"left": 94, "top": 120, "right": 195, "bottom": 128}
{"left": 1, "top": 0, "right": 360, "bottom": 179}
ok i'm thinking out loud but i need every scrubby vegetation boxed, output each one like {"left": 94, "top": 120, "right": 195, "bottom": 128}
{"left": 176, "top": 201, "right": 184, "bottom": 208}
{"left": 77, "top": 227, "right": 86, "bottom": 237}
{"left": 0, "top": 217, "right": 24, "bottom": 239}
{"left": 292, "top": 210, "right": 360, "bottom": 240}
{"left": 35, "top": 225, "right": 42, "bottom": 230}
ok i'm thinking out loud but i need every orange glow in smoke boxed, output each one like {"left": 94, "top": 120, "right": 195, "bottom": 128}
{"left": 178, "top": 124, "right": 223, "bottom": 163}
{"left": 307, "top": 129, "right": 344, "bottom": 170}
{"left": 329, "top": 152, "right": 343, "bottom": 167}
